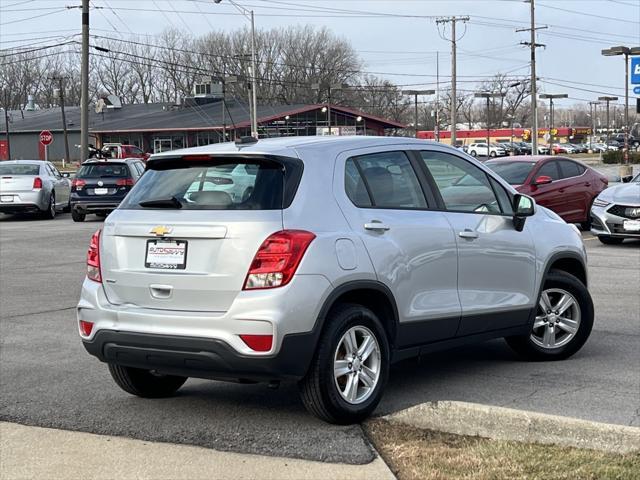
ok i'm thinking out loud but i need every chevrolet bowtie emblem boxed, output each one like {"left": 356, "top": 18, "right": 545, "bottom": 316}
{"left": 150, "top": 226, "right": 172, "bottom": 237}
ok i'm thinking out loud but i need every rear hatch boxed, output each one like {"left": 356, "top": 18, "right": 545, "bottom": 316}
{"left": 74, "top": 162, "right": 133, "bottom": 200}
{"left": 100, "top": 153, "right": 303, "bottom": 312}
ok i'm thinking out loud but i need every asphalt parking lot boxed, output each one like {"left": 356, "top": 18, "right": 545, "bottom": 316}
{"left": 0, "top": 213, "right": 638, "bottom": 464}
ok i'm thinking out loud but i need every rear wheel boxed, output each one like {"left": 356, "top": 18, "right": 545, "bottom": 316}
{"left": 506, "top": 270, "right": 593, "bottom": 361}
{"left": 490, "top": 151, "right": 497, "bottom": 158}
{"left": 71, "top": 209, "right": 86, "bottom": 222}
{"left": 470, "top": 150, "right": 477, "bottom": 157}
{"left": 598, "top": 236, "right": 624, "bottom": 245}
{"left": 299, "top": 303, "right": 389, "bottom": 424}
{"left": 108, "top": 364, "right": 187, "bottom": 398}
{"left": 42, "top": 192, "right": 56, "bottom": 219}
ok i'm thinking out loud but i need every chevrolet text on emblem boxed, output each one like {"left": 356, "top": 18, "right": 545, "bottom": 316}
{"left": 150, "top": 226, "right": 172, "bottom": 237}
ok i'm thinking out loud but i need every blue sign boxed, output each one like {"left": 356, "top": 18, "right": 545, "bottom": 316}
{"left": 632, "top": 57, "right": 640, "bottom": 85}
{"left": 634, "top": 86, "right": 640, "bottom": 95}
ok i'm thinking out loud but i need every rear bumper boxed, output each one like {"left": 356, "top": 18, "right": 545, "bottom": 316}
{"left": 0, "top": 190, "right": 46, "bottom": 213}
{"left": 82, "top": 330, "right": 316, "bottom": 381}
{"left": 71, "top": 200, "right": 122, "bottom": 213}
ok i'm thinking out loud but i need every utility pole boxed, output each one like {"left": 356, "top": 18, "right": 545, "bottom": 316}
{"left": 517, "top": 0, "right": 546, "bottom": 155}
{"left": 1, "top": 89, "right": 10, "bottom": 160}
{"left": 80, "top": 0, "right": 89, "bottom": 161}
{"left": 540, "top": 94, "right": 568, "bottom": 154}
{"left": 436, "top": 16, "right": 469, "bottom": 147}
{"left": 312, "top": 83, "right": 344, "bottom": 135}
{"left": 598, "top": 96, "right": 618, "bottom": 144}
{"left": 403, "top": 90, "right": 435, "bottom": 138}
{"left": 49, "top": 76, "right": 71, "bottom": 166}
{"left": 436, "top": 51, "right": 440, "bottom": 142}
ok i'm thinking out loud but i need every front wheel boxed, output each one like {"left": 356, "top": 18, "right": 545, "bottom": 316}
{"left": 598, "top": 236, "right": 623, "bottom": 245}
{"left": 470, "top": 150, "right": 477, "bottom": 157}
{"left": 108, "top": 364, "right": 187, "bottom": 398}
{"left": 489, "top": 151, "right": 497, "bottom": 157}
{"left": 298, "top": 303, "right": 389, "bottom": 424}
{"left": 505, "top": 270, "right": 593, "bottom": 361}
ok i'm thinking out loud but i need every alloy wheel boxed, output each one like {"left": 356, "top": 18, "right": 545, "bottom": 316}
{"left": 531, "top": 288, "right": 581, "bottom": 349}
{"left": 333, "top": 326, "right": 381, "bottom": 405}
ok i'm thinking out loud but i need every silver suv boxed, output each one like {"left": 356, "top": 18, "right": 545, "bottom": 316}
{"left": 77, "top": 137, "right": 593, "bottom": 424}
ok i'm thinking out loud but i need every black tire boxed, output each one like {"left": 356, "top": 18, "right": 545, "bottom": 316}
{"left": 42, "top": 192, "right": 56, "bottom": 219}
{"left": 298, "top": 303, "right": 390, "bottom": 424}
{"left": 71, "top": 209, "right": 86, "bottom": 222}
{"left": 598, "top": 236, "right": 624, "bottom": 245}
{"left": 470, "top": 150, "right": 477, "bottom": 157}
{"left": 505, "top": 270, "right": 594, "bottom": 361}
{"left": 489, "top": 151, "right": 497, "bottom": 158}
{"left": 108, "top": 364, "right": 187, "bottom": 398}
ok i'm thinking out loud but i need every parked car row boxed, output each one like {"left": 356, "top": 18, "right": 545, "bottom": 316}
{"left": 0, "top": 158, "right": 146, "bottom": 221}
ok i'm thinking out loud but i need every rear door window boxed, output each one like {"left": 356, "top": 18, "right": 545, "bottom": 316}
{"left": 121, "top": 157, "right": 302, "bottom": 210}
{"left": 345, "top": 151, "right": 427, "bottom": 209}
{"left": 536, "top": 161, "right": 560, "bottom": 181}
{"left": 557, "top": 160, "right": 585, "bottom": 179}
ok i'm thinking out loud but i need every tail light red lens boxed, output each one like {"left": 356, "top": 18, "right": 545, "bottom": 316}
{"left": 87, "top": 229, "right": 102, "bottom": 283}
{"left": 243, "top": 230, "right": 316, "bottom": 290}
{"left": 32, "top": 177, "right": 43, "bottom": 189}
{"left": 116, "top": 178, "right": 135, "bottom": 186}
{"left": 72, "top": 178, "right": 86, "bottom": 190}
{"left": 239, "top": 334, "right": 273, "bottom": 352}
{"left": 79, "top": 320, "right": 94, "bottom": 337}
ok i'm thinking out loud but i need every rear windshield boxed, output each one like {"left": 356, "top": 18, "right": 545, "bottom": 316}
{"left": 77, "top": 163, "right": 129, "bottom": 178}
{"left": 0, "top": 164, "right": 40, "bottom": 176}
{"left": 485, "top": 161, "right": 536, "bottom": 185}
{"left": 120, "top": 157, "right": 303, "bottom": 210}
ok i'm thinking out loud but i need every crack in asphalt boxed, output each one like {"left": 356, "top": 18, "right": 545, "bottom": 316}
{"left": 1, "top": 306, "right": 76, "bottom": 319}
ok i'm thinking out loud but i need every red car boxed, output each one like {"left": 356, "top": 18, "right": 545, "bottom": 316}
{"left": 486, "top": 156, "right": 608, "bottom": 228}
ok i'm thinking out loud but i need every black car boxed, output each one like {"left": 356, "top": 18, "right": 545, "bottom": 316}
{"left": 70, "top": 159, "right": 145, "bottom": 222}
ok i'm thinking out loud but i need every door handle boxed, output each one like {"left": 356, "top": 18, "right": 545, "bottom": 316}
{"left": 585, "top": 182, "right": 591, "bottom": 187}
{"left": 364, "top": 221, "right": 390, "bottom": 232}
{"left": 559, "top": 189, "right": 565, "bottom": 193}
{"left": 458, "top": 229, "right": 479, "bottom": 239}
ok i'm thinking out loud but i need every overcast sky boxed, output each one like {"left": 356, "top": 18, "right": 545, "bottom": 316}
{"left": 2, "top": 0, "right": 639, "bottom": 109}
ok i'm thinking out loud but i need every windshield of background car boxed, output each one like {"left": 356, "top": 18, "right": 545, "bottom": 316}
{"left": 77, "top": 163, "right": 129, "bottom": 178}
{"left": 120, "top": 158, "right": 301, "bottom": 210}
{"left": 485, "top": 161, "right": 536, "bottom": 185}
{"left": 0, "top": 164, "right": 40, "bottom": 175}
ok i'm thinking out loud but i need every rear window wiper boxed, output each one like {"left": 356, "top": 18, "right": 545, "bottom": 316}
{"left": 138, "top": 196, "right": 183, "bottom": 209}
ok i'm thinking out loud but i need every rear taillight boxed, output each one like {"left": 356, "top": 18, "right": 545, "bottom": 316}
{"left": 79, "top": 320, "right": 94, "bottom": 337}
{"left": 116, "top": 178, "right": 134, "bottom": 186}
{"left": 243, "top": 230, "right": 316, "bottom": 290}
{"left": 240, "top": 334, "right": 273, "bottom": 352}
{"left": 72, "top": 178, "right": 86, "bottom": 190}
{"left": 87, "top": 229, "right": 102, "bottom": 283}
{"left": 32, "top": 177, "right": 43, "bottom": 189}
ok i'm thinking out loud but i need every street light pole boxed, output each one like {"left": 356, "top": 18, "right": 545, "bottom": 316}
{"left": 588, "top": 101, "right": 600, "bottom": 152}
{"left": 602, "top": 46, "right": 640, "bottom": 167}
{"left": 402, "top": 90, "right": 435, "bottom": 138}
{"left": 598, "top": 96, "right": 619, "bottom": 145}
{"left": 540, "top": 94, "right": 568, "bottom": 155}
{"left": 80, "top": 0, "right": 89, "bottom": 161}
{"left": 475, "top": 92, "right": 502, "bottom": 157}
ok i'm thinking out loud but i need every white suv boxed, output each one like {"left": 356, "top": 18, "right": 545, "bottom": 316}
{"left": 78, "top": 136, "right": 593, "bottom": 424}
{"left": 468, "top": 142, "right": 507, "bottom": 158}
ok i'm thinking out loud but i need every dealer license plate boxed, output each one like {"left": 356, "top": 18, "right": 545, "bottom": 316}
{"left": 145, "top": 239, "right": 187, "bottom": 269}
{"left": 0, "top": 195, "right": 14, "bottom": 202}
{"left": 94, "top": 188, "right": 108, "bottom": 195}
{"left": 623, "top": 220, "right": 640, "bottom": 232}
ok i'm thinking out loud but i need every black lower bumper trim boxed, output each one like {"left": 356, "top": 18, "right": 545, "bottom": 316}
{"left": 72, "top": 202, "right": 121, "bottom": 213}
{"left": 83, "top": 330, "right": 317, "bottom": 382}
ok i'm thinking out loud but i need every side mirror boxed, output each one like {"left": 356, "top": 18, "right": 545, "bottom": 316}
{"left": 61, "top": 172, "right": 71, "bottom": 178}
{"left": 622, "top": 175, "right": 633, "bottom": 183}
{"left": 533, "top": 175, "right": 553, "bottom": 186}
{"left": 512, "top": 194, "right": 534, "bottom": 232}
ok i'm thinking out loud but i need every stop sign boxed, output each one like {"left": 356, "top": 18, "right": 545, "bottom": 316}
{"left": 39, "top": 130, "right": 53, "bottom": 146}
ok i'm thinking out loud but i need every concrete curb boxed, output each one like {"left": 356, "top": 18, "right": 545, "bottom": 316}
{"left": 384, "top": 401, "right": 640, "bottom": 454}
{"left": 0, "top": 422, "right": 396, "bottom": 480}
